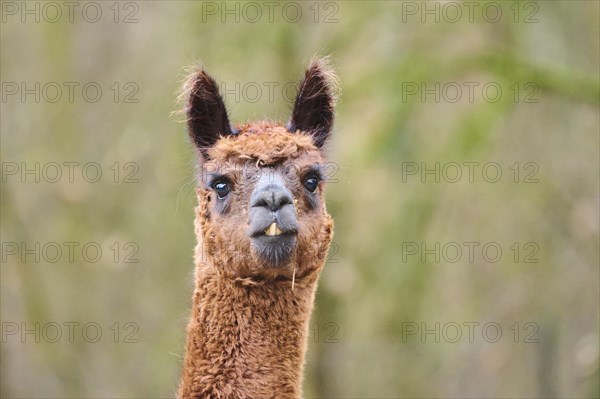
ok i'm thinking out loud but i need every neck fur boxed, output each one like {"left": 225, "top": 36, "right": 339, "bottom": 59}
{"left": 178, "top": 259, "right": 320, "bottom": 399}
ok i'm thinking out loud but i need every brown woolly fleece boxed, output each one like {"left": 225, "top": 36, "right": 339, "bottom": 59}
{"left": 178, "top": 58, "right": 337, "bottom": 399}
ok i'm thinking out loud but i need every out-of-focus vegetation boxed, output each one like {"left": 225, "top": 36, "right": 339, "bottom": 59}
{"left": 1, "top": 1, "right": 598, "bottom": 398}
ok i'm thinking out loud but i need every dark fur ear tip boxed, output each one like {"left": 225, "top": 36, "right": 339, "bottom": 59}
{"left": 306, "top": 56, "right": 340, "bottom": 98}
{"left": 180, "top": 63, "right": 233, "bottom": 153}
{"left": 179, "top": 64, "right": 205, "bottom": 95}
{"left": 287, "top": 56, "right": 339, "bottom": 148}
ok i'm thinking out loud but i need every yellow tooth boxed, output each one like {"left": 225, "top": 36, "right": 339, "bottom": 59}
{"left": 275, "top": 225, "right": 283, "bottom": 235}
{"left": 266, "top": 222, "right": 277, "bottom": 236}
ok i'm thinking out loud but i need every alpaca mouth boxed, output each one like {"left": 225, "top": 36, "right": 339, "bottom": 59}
{"left": 250, "top": 222, "right": 297, "bottom": 267}
{"left": 250, "top": 221, "right": 298, "bottom": 239}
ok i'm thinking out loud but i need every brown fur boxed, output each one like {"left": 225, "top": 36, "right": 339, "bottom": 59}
{"left": 178, "top": 58, "right": 337, "bottom": 399}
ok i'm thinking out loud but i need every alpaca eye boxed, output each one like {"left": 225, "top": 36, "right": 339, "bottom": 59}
{"left": 303, "top": 176, "right": 320, "bottom": 192}
{"left": 212, "top": 181, "right": 230, "bottom": 199}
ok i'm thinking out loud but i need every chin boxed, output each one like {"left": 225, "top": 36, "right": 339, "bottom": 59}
{"left": 251, "top": 234, "right": 297, "bottom": 269}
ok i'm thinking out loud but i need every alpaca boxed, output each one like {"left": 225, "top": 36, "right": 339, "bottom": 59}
{"left": 177, "top": 58, "right": 338, "bottom": 399}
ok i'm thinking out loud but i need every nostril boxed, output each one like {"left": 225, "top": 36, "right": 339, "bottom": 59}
{"left": 252, "top": 197, "right": 270, "bottom": 209}
{"left": 275, "top": 194, "right": 293, "bottom": 209}
{"left": 251, "top": 188, "right": 293, "bottom": 212}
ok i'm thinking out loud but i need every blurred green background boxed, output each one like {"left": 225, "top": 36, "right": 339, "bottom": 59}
{"left": 1, "top": 1, "right": 598, "bottom": 398}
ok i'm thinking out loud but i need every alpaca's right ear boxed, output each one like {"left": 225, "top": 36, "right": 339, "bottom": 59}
{"left": 182, "top": 68, "right": 233, "bottom": 157}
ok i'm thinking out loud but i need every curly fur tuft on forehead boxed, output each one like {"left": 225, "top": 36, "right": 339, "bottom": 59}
{"left": 207, "top": 122, "right": 318, "bottom": 164}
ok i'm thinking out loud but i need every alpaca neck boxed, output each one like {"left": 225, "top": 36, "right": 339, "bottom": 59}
{"left": 178, "top": 263, "right": 319, "bottom": 399}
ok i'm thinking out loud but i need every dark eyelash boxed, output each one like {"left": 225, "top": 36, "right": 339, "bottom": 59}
{"left": 306, "top": 174, "right": 322, "bottom": 183}
{"left": 304, "top": 167, "right": 324, "bottom": 182}
{"left": 206, "top": 174, "right": 231, "bottom": 189}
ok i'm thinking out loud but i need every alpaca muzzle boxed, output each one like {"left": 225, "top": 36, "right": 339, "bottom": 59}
{"left": 248, "top": 170, "right": 299, "bottom": 267}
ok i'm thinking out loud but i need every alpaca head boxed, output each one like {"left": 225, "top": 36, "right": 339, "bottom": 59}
{"left": 183, "top": 58, "right": 337, "bottom": 281}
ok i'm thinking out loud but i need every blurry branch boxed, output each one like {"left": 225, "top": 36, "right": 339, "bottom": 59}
{"left": 474, "top": 53, "right": 600, "bottom": 105}
{"left": 394, "top": 51, "right": 600, "bottom": 106}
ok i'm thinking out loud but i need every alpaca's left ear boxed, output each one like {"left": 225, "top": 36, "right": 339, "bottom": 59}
{"left": 286, "top": 57, "right": 338, "bottom": 148}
